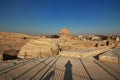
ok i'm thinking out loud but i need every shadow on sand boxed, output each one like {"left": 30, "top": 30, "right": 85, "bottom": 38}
{"left": 64, "top": 60, "right": 73, "bottom": 80}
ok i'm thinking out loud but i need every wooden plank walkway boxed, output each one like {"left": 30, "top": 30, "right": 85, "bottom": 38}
{"left": 0, "top": 55, "right": 120, "bottom": 80}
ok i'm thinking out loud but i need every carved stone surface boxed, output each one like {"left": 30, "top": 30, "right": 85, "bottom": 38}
{"left": 59, "top": 28, "right": 72, "bottom": 39}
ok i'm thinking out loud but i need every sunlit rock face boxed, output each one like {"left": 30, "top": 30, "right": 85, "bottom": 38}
{"left": 59, "top": 28, "right": 72, "bottom": 39}
{"left": 58, "top": 28, "right": 73, "bottom": 51}
{"left": 18, "top": 38, "right": 60, "bottom": 59}
{"left": 58, "top": 39, "right": 73, "bottom": 51}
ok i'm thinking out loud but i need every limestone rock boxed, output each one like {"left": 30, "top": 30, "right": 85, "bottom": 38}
{"left": 58, "top": 39, "right": 73, "bottom": 51}
{"left": 0, "top": 32, "right": 31, "bottom": 38}
{"left": 59, "top": 28, "right": 72, "bottom": 39}
{"left": 18, "top": 38, "right": 60, "bottom": 59}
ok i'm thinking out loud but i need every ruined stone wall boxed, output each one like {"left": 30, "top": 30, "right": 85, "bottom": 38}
{"left": 72, "top": 40, "right": 106, "bottom": 49}
{"left": 58, "top": 39, "right": 106, "bottom": 51}
{"left": 99, "top": 48, "right": 120, "bottom": 64}
{"left": 60, "top": 48, "right": 110, "bottom": 58}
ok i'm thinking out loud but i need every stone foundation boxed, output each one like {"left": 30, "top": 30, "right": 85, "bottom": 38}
{"left": 99, "top": 55, "right": 120, "bottom": 64}
{"left": 60, "top": 48, "right": 110, "bottom": 58}
{"left": 99, "top": 47, "right": 120, "bottom": 64}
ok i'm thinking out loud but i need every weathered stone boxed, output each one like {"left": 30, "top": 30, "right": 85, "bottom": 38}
{"left": 99, "top": 55, "right": 119, "bottom": 64}
{"left": 60, "top": 48, "right": 110, "bottom": 58}
{"left": 18, "top": 38, "right": 60, "bottom": 59}
{"left": 59, "top": 28, "right": 72, "bottom": 39}
{"left": 99, "top": 48, "right": 120, "bottom": 64}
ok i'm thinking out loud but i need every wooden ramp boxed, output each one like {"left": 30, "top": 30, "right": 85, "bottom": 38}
{"left": 0, "top": 55, "right": 120, "bottom": 80}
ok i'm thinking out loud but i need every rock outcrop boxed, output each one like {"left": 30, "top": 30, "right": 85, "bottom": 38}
{"left": 18, "top": 38, "right": 60, "bottom": 59}
{"left": 0, "top": 32, "right": 31, "bottom": 38}
{"left": 0, "top": 32, "right": 32, "bottom": 60}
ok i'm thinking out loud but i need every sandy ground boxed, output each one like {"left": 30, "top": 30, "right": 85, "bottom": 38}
{"left": 0, "top": 52, "right": 120, "bottom": 80}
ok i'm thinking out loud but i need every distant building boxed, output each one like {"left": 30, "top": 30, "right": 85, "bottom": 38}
{"left": 91, "top": 36, "right": 102, "bottom": 41}
{"left": 78, "top": 35, "right": 83, "bottom": 39}
{"left": 78, "top": 35, "right": 102, "bottom": 41}
{"left": 116, "top": 37, "right": 119, "bottom": 41}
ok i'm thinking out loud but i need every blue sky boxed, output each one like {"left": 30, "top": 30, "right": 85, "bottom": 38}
{"left": 0, "top": 0, "right": 120, "bottom": 35}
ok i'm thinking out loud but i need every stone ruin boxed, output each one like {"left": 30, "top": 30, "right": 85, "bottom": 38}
{"left": 58, "top": 28, "right": 108, "bottom": 51}
{"left": 17, "top": 28, "right": 119, "bottom": 59}
{"left": 17, "top": 28, "right": 73, "bottom": 59}
{"left": 18, "top": 38, "right": 60, "bottom": 59}
{"left": 59, "top": 28, "right": 73, "bottom": 39}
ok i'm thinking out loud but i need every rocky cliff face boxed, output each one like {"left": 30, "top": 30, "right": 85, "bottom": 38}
{"left": 18, "top": 38, "right": 60, "bottom": 59}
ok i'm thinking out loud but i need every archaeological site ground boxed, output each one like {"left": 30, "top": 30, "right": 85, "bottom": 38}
{"left": 0, "top": 29, "right": 120, "bottom": 80}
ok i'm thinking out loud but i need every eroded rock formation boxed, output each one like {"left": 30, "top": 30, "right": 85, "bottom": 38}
{"left": 1, "top": 31, "right": 119, "bottom": 60}
{"left": 59, "top": 28, "right": 72, "bottom": 39}
{"left": 18, "top": 38, "right": 60, "bottom": 59}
